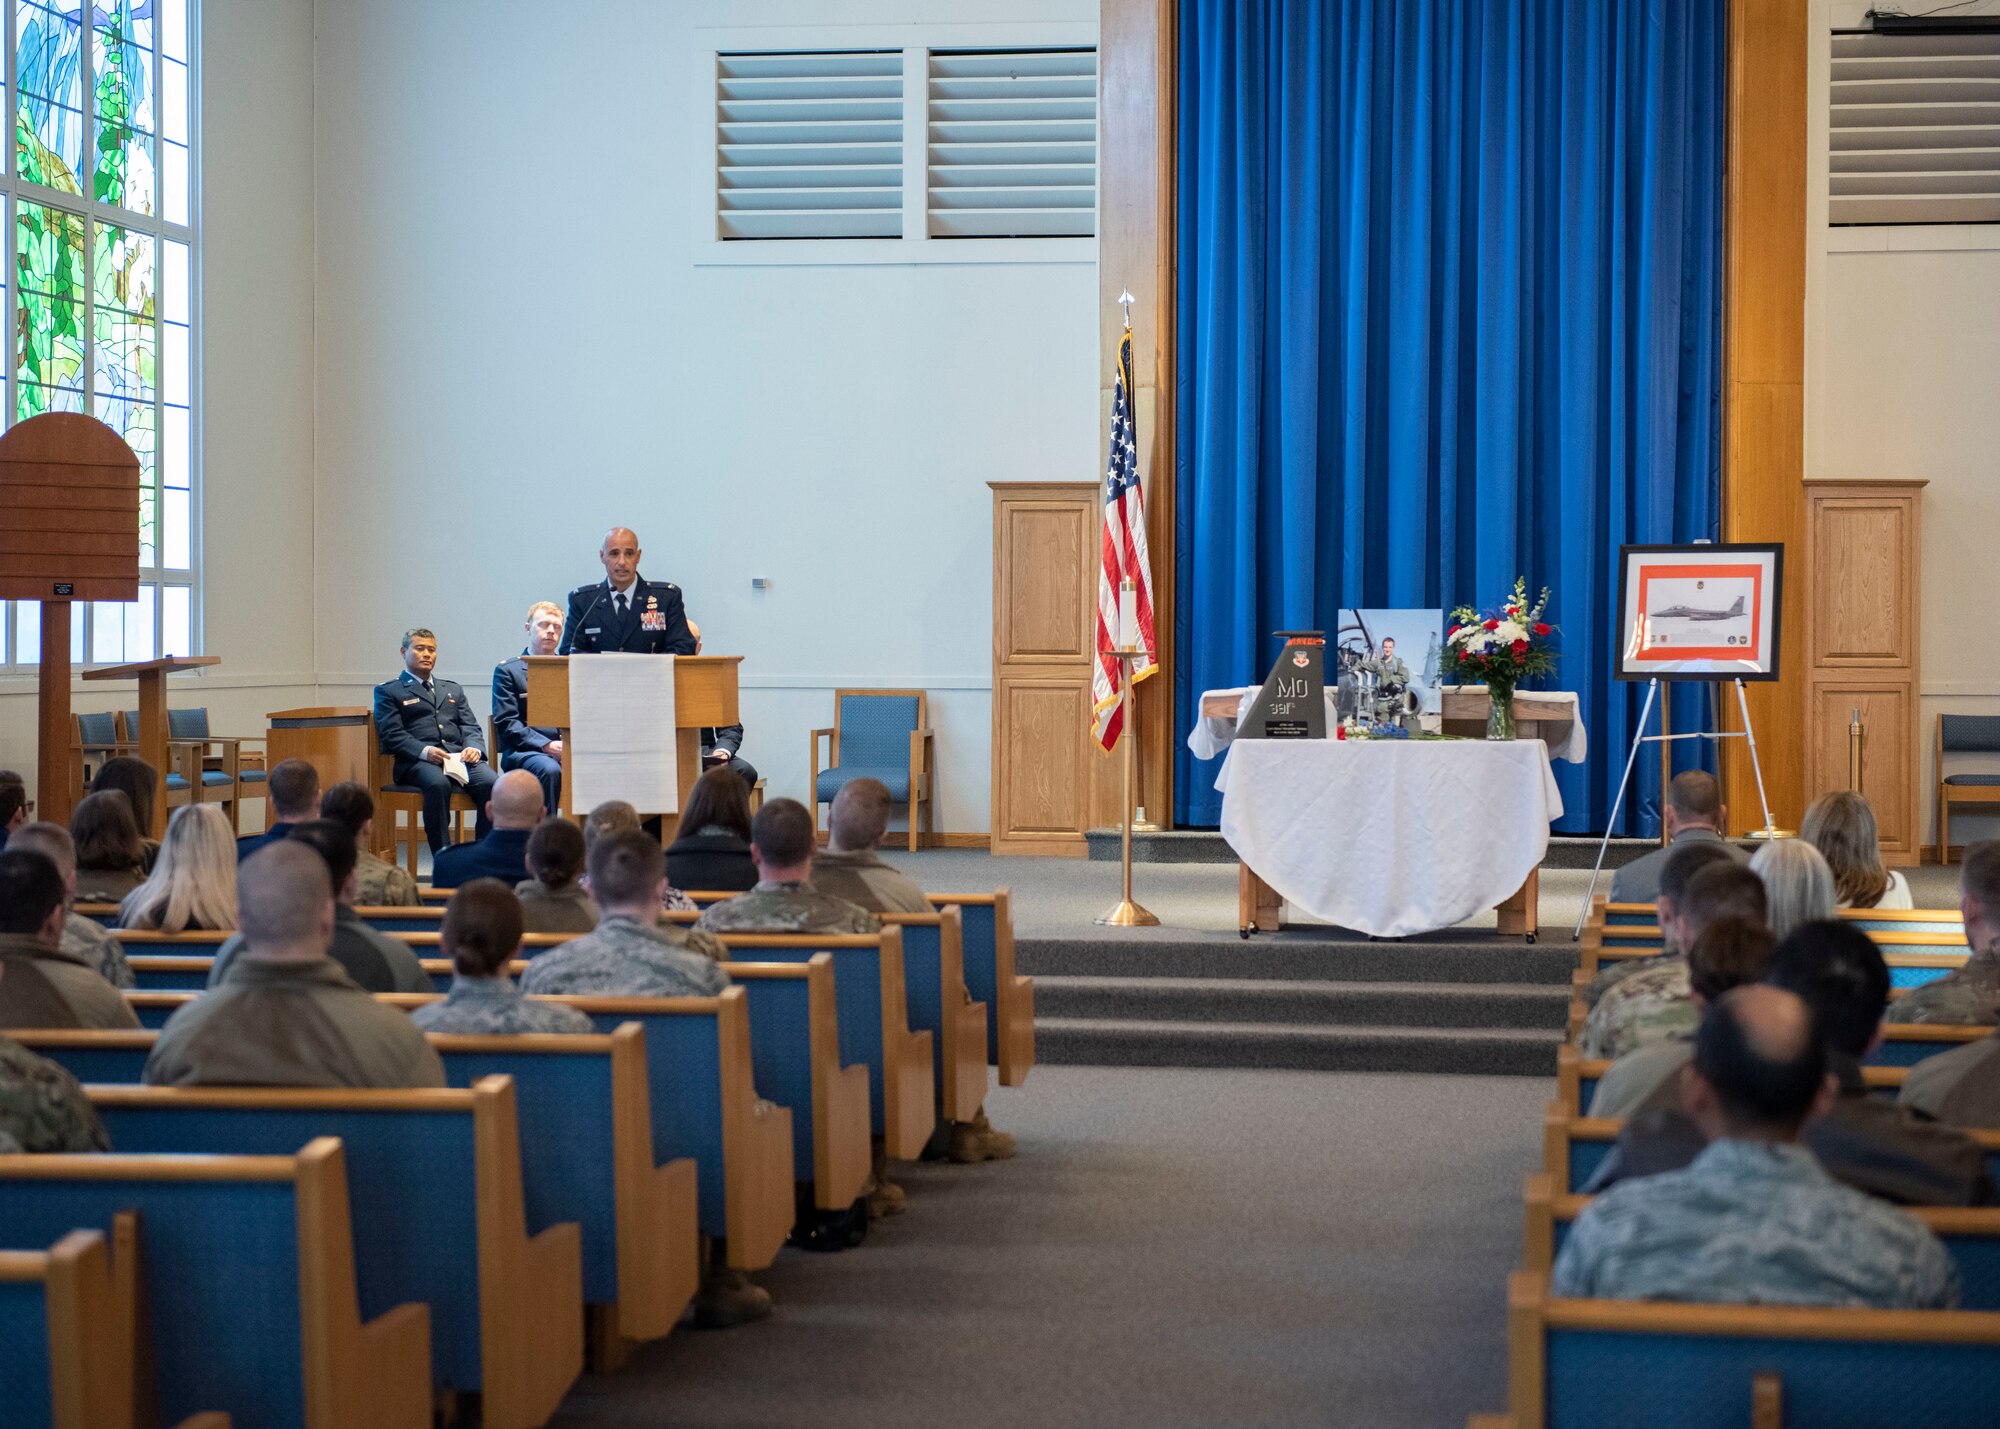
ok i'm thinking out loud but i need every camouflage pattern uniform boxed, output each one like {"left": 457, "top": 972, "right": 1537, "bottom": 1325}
{"left": 518, "top": 914, "right": 730, "bottom": 999}
{"left": 1579, "top": 956, "right": 1696, "bottom": 1061}
{"left": 354, "top": 848, "right": 422, "bottom": 907}
{"left": 1554, "top": 1139, "right": 1958, "bottom": 1309}
{"left": 1888, "top": 941, "right": 2000, "bottom": 1027}
{"left": 1583, "top": 950, "right": 1677, "bottom": 1009}
{"left": 0, "top": 1032, "right": 111, "bottom": 1152}
{"left": 412, "top": 975, "right": 595, "bottom": 1035}
{"left": 695, "top": 880, "right": 880, "bottom": 936}
{"left": 63, "top": 910, "right": 134, "bottom": 989}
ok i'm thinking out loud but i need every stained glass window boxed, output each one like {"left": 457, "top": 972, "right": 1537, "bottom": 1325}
{"left": 2, "top": 0, "right": 195, "bottom": 670}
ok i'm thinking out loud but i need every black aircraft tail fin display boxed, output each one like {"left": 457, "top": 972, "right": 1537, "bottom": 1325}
{"left": 1240, "top": 631, "right": 1326, "bottom": 740}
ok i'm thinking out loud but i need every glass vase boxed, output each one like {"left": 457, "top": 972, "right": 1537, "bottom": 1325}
{"left": 1486, "top": 686, "right": 1516, "bottom": 741}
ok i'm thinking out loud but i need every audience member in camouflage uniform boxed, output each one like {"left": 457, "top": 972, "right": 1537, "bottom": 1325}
{"left": 320, "top": 782, "right": 423, "bottom": 906}
{"left": 413, "top": 880, "right": 593, "bottom": 1034}
{"left": 1557, "top": 986, "right": 1957, "bottom": 1309}
{"left": 1891, "top": 839, "right": 2000, "bottom": 1027}
{"left": 1584, "top": 839, "right": 1742, "bottom": 1010}
{"left": 1581, "top": 861, "right": 1767, "bottom": 1061}
{"left": 514, "top": 818, "right": 599, "bottom": 935}
{"left": 0, "top": 1030, "right": 109, "bottom": 1151}
{"left": 5, "top": 822, "right": 134, "bottom": 988}
{"left": 521, "top": 830, "right": 728, "bottom": 999}
{"left": 696, "top": 798, "right": 878, "bottom": 937}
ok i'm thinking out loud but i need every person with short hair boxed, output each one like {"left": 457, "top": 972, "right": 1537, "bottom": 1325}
{"left": 206, "top": 821, "right": 430, "bottom": 994}
{"left": 1885, "top": 839, "right": 2000, "bottom": 1028}
{"left": 1608, "top": 770, "right": 1747, "bottom": 905}
{"left": 413, "top": 881, "right": 594, "bottom": 1034}
{"left": 419, "top": 880, "right": 583, "bottom": 1026}
{"left": 516, "top": 818, "right": 597, "bottom": 934}
{"left": 492, "top": 601, "right": 568, "bottom": 815}
{"left": 3, "top": 822, "right": 134, "bottom": 988}
{"left": 1581, "top": 862, "right": 1769, "bottom": 1061}
{"left": 118, "top": 804, "right": 238, "bottom": 933}
{"left": 697, "top": 799, "right": 877, "bottom": 936}
{"left": 0, "top": 779, "right": 28, "bottom": 851}
{"left": 0, "top": 851, "right": 140, "bottom": 1030}
{"left": 236, "top": 758, "right": 321, "bottom": 861}
{"left": 1751, "top": 838, "right": 1838, "bottom": 941}
{"left": 1802, "top": 790, "right": 1913, "bottom": 910}
{"left": 1555, "top": 985, "right": 1957, "bottom": 1308}
{"left": 811, "top": 778, "right": 931, "bottom": 915}
{"left": 1586, "top": 840, "right": 1744, "bottom": 1010}
{"left": 559, "top": 527, "right": 695, "bottom": 656}
{"left": 145, "top": 842, "right": 444, "bottom": 1088}
{"left": 1588, "top": 917, "right": 1776, "bottom": 1121}
{"left": 318, "top": 781, "right": 422, "bottom": 906}
{"left": 1592, "top": 922, "right": 1995, "bottom": 1207}
{"left": 69, "top": 789, "right": 149, "bottom": 902}
{"left": 521, "top": 830, "right": 729, "bottom": 997}
{"left": 88, "top": 757, "right": 160, "bottom": 859}
{"left": 665, "top": 768, "right": 757, "bottom": 893}
{"left": 371, "top": 627, "right": 498, "bottom": 854}
{"left": 433, "top": 770, "right": 543, "bottom": 889}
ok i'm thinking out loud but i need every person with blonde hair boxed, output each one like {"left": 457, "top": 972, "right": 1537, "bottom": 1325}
{"left": 1749, "top": 838, "right": 1837, "bottom": 942}
{"left": 118, "top": 804, "right": 238, "bottom": 932}
{"left": 493, "top": 600, "right": 567, "bottom": 813}
{"left": 1801, "top": 790, "right": 1913, "bottom": 911}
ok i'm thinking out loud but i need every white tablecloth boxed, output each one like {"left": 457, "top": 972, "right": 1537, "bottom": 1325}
{"left": 1215, "top": 739, "right": 1563, "bottom": 937}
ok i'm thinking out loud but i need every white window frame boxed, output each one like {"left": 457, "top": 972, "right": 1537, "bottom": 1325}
{"left": 693, "top": 20, "right": 1098, "bottom": 268}
{"left": 0, "top": 0, "right": 200, "bottom": 672}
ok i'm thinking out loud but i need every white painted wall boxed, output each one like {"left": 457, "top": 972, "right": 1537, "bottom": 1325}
{"left": 0, "top": 0, "right": 319, "bottom": 800}
{"left": 1809, "top": 0, "right": 2000, "bottom": 851}
{"left": 309, "top": 0, "right": 1100, "bottom": 833}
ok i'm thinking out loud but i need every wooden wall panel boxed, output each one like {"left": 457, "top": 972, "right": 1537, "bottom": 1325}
{"left": 1721, "top": 0, "right": 1808, "bottom": 837}
{"left": 997, "top": 502, "right": 1094, "bottom": 664}
{"left": 1808, "top": 682, "right": 1917, "bottom": 862}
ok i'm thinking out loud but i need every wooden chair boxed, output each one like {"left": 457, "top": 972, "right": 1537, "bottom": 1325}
{"left": 88, "top": 1077, "right": 583, "bottom": 1429}
{"left": 1478, "top": 1270, "right": 2000, "bottom": 1427}
{"left": 0, "top": 1137, "right": 432, "bottom": 1429}
{"left": 809, "top": 689, "right": 936, "bottom": 852}
{"left": 721, "top": 954, "right": 873, "bottom": 1218}
{"left": 119, "top": 708, "right": 231, "bottom": 826}
{"left": 1938, "top": 713, "right": 2000, "bottom": 864}
{"left": 367, "top": 723, "right": 477, "bottom": 879}
{"left": 68, "top": 710, "right": 129, "bottom": 806}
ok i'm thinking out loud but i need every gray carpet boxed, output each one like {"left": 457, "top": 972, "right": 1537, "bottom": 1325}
{"left": 549, "top": 1067, "right": 1545, "bottom": 1429}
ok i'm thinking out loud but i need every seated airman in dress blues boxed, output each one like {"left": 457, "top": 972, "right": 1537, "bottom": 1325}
{"left": 372, "top": 627, "right": 497, "bottom": 855}
{"left": 559, "top": 526, "right": 695, "bottom": 656}
{"left": 493, "top": 601, "right": 567, "bottom": 815}
{"left": 413, "top": 880, "right": 593, "bottom": 1036}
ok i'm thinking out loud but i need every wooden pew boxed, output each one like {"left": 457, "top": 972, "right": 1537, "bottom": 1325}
{"left": 0, "top": 1214, "right": 233, "bottom": 1429}
{"left": 932, "top": 890, "right": 1035, "bottom": 1088}
{"left": 1474, "top": 1270, "right": 2000, "bottom": 1429}
{"left": 711, "top": 930, "right": 934, "bottom": 1161}
{"left": 880, "top": 907, "right": 989, "bottom": 1125}
{"left": 11, "top": 1030, "right": 155, "bottom": 1083}
{"left": 1521, "top": 1173, "right": 2000, "bottom": 1309}
{"left": 86, "top": 1078, "right": 582, "bottom": 1429}
{"left": 123, "top": 954, "right": 537, "bottom": 994}
{"left": 423, "top": 1026, "right": 700, "bottom": 1371}
{"left": 1580, "top": 901, "right": 1970, "bottom": 979}
{"left": 722, "top": 954, "right": 872, "bottom": 1220}
{"left": 0, "top": 1138, "right": 431, "bottom": 1429}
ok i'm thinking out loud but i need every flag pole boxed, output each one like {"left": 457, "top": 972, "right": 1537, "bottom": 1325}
{"left": 1115, "top": 290, "right": 1161, "bottom": 834}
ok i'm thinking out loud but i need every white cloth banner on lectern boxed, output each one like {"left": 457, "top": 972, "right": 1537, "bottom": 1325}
{"left": 1216, "top": 739, "right": 1562, "bottom": 938}
{"left": 568, "top": 654, "right": 678, "bottom": 816}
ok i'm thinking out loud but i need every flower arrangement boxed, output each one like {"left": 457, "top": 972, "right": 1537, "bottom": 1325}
{"left": 1441, "top": 578, "right": 1557, "bottom": 738}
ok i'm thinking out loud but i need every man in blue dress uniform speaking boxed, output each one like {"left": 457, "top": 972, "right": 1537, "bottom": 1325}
{"left": 559, "top": 527, "right": 696, "bottom": 656}
{"left": 372, "top": 629, "right": 497, "bottom": 854}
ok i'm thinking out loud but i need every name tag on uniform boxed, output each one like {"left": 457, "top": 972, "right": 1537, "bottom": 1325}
{"left": 641, "top": 610, "right": 666, "bottom": 631}
{"left": 585, "top": 627, "right": 602, "bottom": 635}
{"left": 401, "top": 697, "right": 421, "bottom": 706}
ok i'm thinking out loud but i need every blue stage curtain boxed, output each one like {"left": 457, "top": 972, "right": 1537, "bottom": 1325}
{"left": 1174, "top": 0, "right": 1726, "bottom": 833}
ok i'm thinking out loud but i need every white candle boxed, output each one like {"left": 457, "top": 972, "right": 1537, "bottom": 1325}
{"left": 1118, "top": 580, "right": 1138, "bottom": 649}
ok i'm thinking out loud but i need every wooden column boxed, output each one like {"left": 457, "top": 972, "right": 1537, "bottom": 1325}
{"left": 1099, "top": 0, "right": 1177, "bottom": 826}
{"left": 1721, "top": 0, "right": 1808, "bottom": 836}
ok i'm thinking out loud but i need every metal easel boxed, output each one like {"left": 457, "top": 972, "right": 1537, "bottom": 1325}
{"left": 1573, "top": 676, "right": 1779, "bottom": 936}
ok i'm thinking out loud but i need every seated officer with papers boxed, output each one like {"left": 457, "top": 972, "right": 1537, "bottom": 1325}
{"left": 373, "top": 627, "right": 498, "bottom": 854}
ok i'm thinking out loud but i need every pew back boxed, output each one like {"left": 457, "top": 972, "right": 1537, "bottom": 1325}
{"left": 879, "top": 907, "right": 989, "bottom": 1124}
{"left": 0, "top": 1217, "right": 139, "bottom": 1429}
{"left": 933, "top": 890, "right": 1034, "bottom": 1087}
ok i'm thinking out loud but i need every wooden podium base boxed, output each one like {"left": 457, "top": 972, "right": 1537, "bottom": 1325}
{"left": 1237, "top": 862, "right": 1540, "bottom": 942}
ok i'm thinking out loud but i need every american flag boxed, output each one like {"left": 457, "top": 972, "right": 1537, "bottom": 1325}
{"left": 1092, "top": 328, "right": 1158, "bottom": 750}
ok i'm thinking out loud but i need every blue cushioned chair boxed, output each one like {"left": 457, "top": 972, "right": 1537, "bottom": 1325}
{"left": 68, "top": 710, "right": 129, "bottom": 806}
{"left": 809, "top": 689, "right": 935, "bottom": 852}
{"left": 1937, "top": 713, "right": 2000, "bottom": 863}
{"left": 121, "top": 708, "right": 235, "bottom": 827}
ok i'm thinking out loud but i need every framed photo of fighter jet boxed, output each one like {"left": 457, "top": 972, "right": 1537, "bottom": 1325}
{"left": 1615, "top": 543, "right": 1783, "bottom": 682}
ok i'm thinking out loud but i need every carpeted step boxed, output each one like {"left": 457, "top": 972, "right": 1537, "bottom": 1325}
{"left": 1035, "top": 976, "right": 1569, "bottom": 1030}
{"left": 1016, "top": 936, "right": 1578, "bottom": 986}
{"left": 1036, "top": 1017, "right": 1559, "bottom": 1076}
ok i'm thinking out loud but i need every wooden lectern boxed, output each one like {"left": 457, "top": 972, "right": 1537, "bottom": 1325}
{"left": 81, "top": 655, "right": 222, "bottom": 836}
{"left": 524, "top": 656, "right": 742, "bottom": 822}
{"left": 0, "top": 414, "right": 142, "bottom": 827}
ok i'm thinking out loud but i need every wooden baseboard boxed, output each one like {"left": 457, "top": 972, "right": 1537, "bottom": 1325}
{"left": 989, "top": 836, "right": 1088, "bottom": 858}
